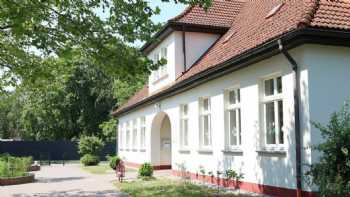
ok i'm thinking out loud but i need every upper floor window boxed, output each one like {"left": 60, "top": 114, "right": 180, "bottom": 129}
{"left": 140, "top": 117, "right": 146, "bottom": 149}
{"left": 262, "top": 76, "right": 284, "bottom": 146}
{"left": 225, "top": 88, "right": 241, "bottom": 148}
{"left": 118, "top": 124, "right": 123, "bottom": 150}
{"left": 180, "top": 104, "right": 189, "bottom": 148}
{"left": 152, "top": 47, "right": 168, "bottom": 82}
{"left": 132, "top": 119, "right": 138, "bottom": 149}
{"left": 126, "top": 122, "right": 130, "bottom": 149}
{"left": 199, "top": 98, "right": 212, "bottom": 149}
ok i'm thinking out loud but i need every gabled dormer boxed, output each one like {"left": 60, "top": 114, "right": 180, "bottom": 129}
{"left": 143, "top": 0, "right": 243, "bottom": 93}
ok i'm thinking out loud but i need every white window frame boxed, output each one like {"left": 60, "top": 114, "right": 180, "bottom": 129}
{"left": 199, "top": 97, "right": 212, "bottom": 149}
{"left": 126, "top": 121, "right": 131, "bottom": 150}
{"left": 139, "top": 117, "right": 146, "bottom": 150}
{"left": 118, "top": 124, "right": 123, "bottom": 150}
{"left": 225, "top": 87, "right": 242, "bottom": 149}
{"left": 151, "top": 47, "right": 168, "bottom": 83}
{"left": 132, "top": 119, "right": 138, "bottom": 150}
{"left": 261, "top": 75, "right": 285, "bottom": 148}
{"left": 179, "top": 104, "right": 189, "bottom": 149}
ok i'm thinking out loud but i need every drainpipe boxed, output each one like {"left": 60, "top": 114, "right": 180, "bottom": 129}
{"left": 182, "top": 25, "right": 187, "bottom": 72}
{"left": 278, "top": 39, "right": 302, "bottom": 197}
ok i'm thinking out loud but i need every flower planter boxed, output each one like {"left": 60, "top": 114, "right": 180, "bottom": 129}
{"left": 28, "top": 165, "right": 41, "bottom": 171}
{"left": 0, "top": 173, "right": 35, "bottom": 186}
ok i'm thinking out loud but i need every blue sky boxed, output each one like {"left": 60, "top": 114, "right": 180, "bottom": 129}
{"left": 148, "top": 1, "right": 187, "bottom": 23}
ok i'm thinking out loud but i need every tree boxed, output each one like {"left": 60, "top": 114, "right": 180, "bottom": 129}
{"left": 0, "top": 0, "right": 212, "bottom": 93}
{"left": 307, "top": 100, "right": 350, "bottom": 196}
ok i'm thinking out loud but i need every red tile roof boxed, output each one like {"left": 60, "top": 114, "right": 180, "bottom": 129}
{"left": 170, "top": 0, "right": 244, "bottom": 28}
{"left": 311, "top": 0, "right": 350, "bottom": 30}
{"left": 113, "top": 0, "right": 350, "bottom": 116}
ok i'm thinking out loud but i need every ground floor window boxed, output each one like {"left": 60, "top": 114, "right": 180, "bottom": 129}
{"left": 199, "top": 98, "right": 212, "bottom": 148}
{"left": 140, "top": 117, "right": 146, "bottom": 149}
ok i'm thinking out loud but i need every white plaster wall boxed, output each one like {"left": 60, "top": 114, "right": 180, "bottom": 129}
{"left": 117, "top": 44, "right": 350, "bottom": 192}
{"left": 303, "top": 45, "right": 350, "bottom": 163}
{"left": 118, "top": 45, "right": 310, "bottom": 191}
{"left": 148, "top": 33, "right": 176, "bottom": 94}
{"left": 148, "top": 31, "right": 220, "bottom": 94}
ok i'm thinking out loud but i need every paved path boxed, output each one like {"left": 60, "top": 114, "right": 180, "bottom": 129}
{"left": 1, "top": 164, "right": 127, "bottom": 197}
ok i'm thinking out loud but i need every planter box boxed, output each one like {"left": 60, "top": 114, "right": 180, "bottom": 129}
{"left": 0, "top": 173, "right": 35, "bottom": 186}
{"left": 28, "top": 165, "right": 41, "bottom": 171}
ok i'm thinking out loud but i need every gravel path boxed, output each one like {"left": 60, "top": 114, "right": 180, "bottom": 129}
{"left": 0, "top": 164, "right": 127, "bottom": 197}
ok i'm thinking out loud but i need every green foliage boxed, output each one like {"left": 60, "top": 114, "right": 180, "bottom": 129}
{"left": 199, "top": 165, "right": 206, "bottom": 176}
{"left": 80, "top": 154, "right": 100, "bottom": 166}
{"left": 138, "top": 163, "right": 154, "bottom": 178}
{"left": 99, "top": 118, "right": 117, "bottom": 142}
{"left": 225, "top": 169, "right": 244, "bottom": 182}
{"left": 78, "top": 135, "right": 105, "bottom": 156}
{"left": 107, "top": 155, "right": 121, "bottom": 170}
{"left": 307, "top": 100, "right": 350, "bottom": 196}
{"left": 0, "top": 154, "right": 32, "bottom": 178}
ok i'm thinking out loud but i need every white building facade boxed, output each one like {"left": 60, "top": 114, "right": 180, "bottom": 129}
{"left": 113, "top": 1, "right": 350, "bottom": 196}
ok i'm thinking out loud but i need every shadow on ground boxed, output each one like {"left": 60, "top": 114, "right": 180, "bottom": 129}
{"left": 11, "top": 189, "right": 128, "bottom": 197}
{"left": 36, "top": 177, "right": 86, "bottom": 183}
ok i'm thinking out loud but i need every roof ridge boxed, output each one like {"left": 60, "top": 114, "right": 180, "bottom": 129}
{"left": 168, "top": 5, "right": 194, "bottom": 22}
{"left": 298, "top": 0, "right": 321, "bottom": 28}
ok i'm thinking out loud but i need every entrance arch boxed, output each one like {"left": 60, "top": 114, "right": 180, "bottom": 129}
{"left": 150, "top": 112, "right": 172, "bottom": 169}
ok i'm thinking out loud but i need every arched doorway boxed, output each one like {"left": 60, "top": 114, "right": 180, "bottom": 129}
{"left": 150, "top": 112, "right": 172, "bottom": 169}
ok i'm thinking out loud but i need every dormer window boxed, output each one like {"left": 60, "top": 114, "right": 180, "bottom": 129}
{"left": 152, "top": 47, "right": 168, "bottom": 82}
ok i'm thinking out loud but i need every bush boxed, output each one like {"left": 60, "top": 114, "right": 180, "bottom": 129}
{"left": 138, "top": 163, "right": 153, "bottom": 177}
{"left": 0, "top": 154, "right": 33, "bottom": 178}
{"left": 307, "top": 100, "right": 350, "bottom": 196}
{"left": 80, "top": 154, "right": 100, "bottom": 166}
{"left": 107, "top": 155, "right": 121, "bottom": 170}
{"left": 78, "top": 135, "right": 105, "bottom": 156}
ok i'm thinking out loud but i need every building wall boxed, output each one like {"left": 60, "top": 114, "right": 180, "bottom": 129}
{"left": 118, "top": 44, "right": 350, "bottom": 193}
{"left": 148, "top": 31, "right": 220, "bottom": 94}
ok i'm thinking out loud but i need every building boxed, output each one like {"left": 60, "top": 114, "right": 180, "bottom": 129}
{"left": 112, "top": 0, "right": 350, "bottom": 196}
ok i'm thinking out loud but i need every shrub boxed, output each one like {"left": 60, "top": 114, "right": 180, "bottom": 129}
{"left": 307, "top": 100, "right": 350, "bottom": 196}
{"left": 107, "top": 155, "right": 121, "bottom": 170}
{"left": 80, "top": 154, "right": 100, "bottom": 166}
{"left": 138, "top": 163, "right": 153, "bottom": 177}
{"left": 0, "top": 155, "right": 32, "bottom": 178}
{"left": 78, "top": 135, "right": 105, "bottom": 156}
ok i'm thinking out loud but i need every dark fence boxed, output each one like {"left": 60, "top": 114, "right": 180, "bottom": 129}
{"left": 0, "top": 140, "right": 117, "bottom": 161}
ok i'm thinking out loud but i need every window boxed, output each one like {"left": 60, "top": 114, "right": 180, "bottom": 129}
{"left": 126, "top": 122, "right": 130, "bottom": 149}
{"left": 225, "top": 88, "right": 241, "bottom": 148}
{"left": 180, "top": 104, "right": 189, "bottom": 148}
{"left": 132, "top": 119, "right": 138, "bottom": 149}
{"left": 151, "top": 47, "right": 168, "bottom": 82}
{"left": 118, "top": 124, "right": 123, "bottom": 150}
{"left": 199, "top": 98, "right": 212, "bottom": 148}
{"left": 262, "top": 76, "right": 284, "bottom": 146}
{"left": 160, "top": 47, "right": 168, "bottom": 76}
{"left": 140, "top": 117, "right": 146, "bottom": 149}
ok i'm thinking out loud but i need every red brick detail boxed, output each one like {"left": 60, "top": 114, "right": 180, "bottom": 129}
{"left": 0, "top": 174, "right": 35, "bottom": 186}
{"left": 172, "top": 170, "right": 318, "bottom": 197}
{"left": 125, "top": 161, "right": 171, "bottom": 171}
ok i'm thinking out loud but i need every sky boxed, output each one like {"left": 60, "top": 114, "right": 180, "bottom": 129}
{"left": 148, "top": 1, "right": 187, "bottom": 23}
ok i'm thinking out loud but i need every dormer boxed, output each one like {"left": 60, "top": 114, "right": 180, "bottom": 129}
{"left": 142, "top": 0, "right": 242, "bottom": 94}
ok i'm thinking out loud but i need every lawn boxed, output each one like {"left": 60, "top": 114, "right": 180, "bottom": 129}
{"left": 116, "top": 178, "right": 249, "bottom": 197}
{"left": 81, "top": 164, "right": 111, "bottom": 174}
{"left": 81, "top": 163, "right": 137, "bottom": 174}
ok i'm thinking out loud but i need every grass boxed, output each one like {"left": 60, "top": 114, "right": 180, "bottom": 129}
{"left": 116, "top": 178, "right": 249, "bottom": 197}
{"left": 82, "top": 164, "right": 111, "bottom": 174}
{"left": 81, "top": 163, "right": 137, "bottom": 174}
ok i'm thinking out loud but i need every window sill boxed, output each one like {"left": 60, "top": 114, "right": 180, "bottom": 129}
{"left": 152, "top": 74, "right": 169, "bottom": 85}
{"left": 178, "top": 149, "right": 191, "bottom": 154}
{"left": 197, "top": 149, "right": 213, "bottom": 154}
{"left": 256, "top": 148, "right": 287, "bottom": 156}
{"left": 222, "top": 148, "right": 243, "bottom": 155}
